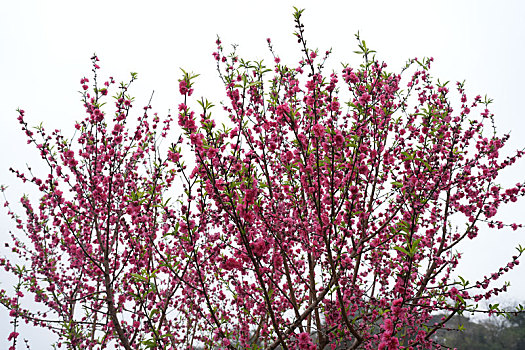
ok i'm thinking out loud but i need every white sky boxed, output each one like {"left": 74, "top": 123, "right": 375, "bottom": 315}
{"left": 1, "top": 0, "right": 524, "bottom": 346}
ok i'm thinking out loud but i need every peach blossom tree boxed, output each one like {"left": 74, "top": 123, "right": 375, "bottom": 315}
{"left": 2, "top": 7, "right": 524, "bottom": 350}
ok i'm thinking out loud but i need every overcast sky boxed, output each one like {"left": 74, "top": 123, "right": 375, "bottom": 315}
{"left": 1, "top": 0, "right": 524, "bottom": 346}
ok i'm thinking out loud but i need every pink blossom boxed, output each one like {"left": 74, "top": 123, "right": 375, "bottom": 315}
{"left": 358, "top": 92, "right": 371, "bottom": 106}
{"left": 312, "top": 123, "right": 325, "bottom": 138}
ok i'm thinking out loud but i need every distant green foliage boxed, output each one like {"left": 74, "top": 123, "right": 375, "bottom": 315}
{"left": 432, "top": 311, "right": 525, "bottom": 349}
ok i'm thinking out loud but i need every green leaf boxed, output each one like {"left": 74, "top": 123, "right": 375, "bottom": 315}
{"left": 394, "top": 246, "right": 410, "bottom": 256}
{"left": 292, "top": 7, "right": 305, "bottom": 20}
{"left": 489, "top": 303, "right": 500, "bottom": 310}
{"left": 397, "top": 220, "right": 410, "bottom": 234}
{"left": 141, "top": 339, "right": 157, "bottom": 348}
{"left": 416, "top": 158, "right": 432, "bottom": 171}
{"left": 410, "top": 238, "right": 421, "bottom": 255}
{"left": 458, "top": 275, "right": 469, "bottom": 287}
{"left": 131, "top": 273, "right": 147, "bottom": 282}
{"left": 149, "top": 308, "right": 159, "bottom": 318}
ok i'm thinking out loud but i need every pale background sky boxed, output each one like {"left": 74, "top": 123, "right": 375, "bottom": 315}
{"left": 1, "top": 0, "right": 524, "bottom": 347}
